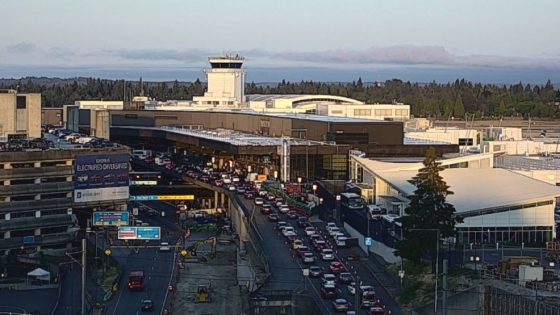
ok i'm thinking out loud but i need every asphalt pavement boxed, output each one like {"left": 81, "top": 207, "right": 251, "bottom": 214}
{"left": 106, "top": 201, "right": 180, "bottom": 315}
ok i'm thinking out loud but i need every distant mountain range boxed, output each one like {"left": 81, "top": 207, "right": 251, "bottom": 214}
{"left": 0, "top": 65, "right": 558, "bottom": 85}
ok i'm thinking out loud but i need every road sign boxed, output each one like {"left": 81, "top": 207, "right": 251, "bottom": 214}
{"left": 132, "top": 208, "right": 139, "bottom": 216}
{"left": 93, "top": 211, "right": 129, "bottom": 226}
{"left": 23, "top": 236, "right": 35, "bottom": 245}
{"left": 365, "top": 237, "right": 373, "bottom": 246}
{"left": 137, "top": 227, "right": 161, "bottom": 240}
{"left": 130, "top": 195, "right": 195, "bottom": 201}
{"left": 117, "top": 227, "right": 137, "bottom": 240}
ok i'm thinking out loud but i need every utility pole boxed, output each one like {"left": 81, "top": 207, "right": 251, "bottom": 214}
{"left": 81, "top": 238, "right": 86, "bottom": 315}
{"left": 442, "top": 259, "right": 448, "bottom": 315}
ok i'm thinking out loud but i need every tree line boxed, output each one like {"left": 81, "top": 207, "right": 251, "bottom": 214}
{"left": 1, "top": 77, "right": 559, "bottom": 118}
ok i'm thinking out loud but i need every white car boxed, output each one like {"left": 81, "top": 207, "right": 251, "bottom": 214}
{"left": 279, "top": 206, "right": 290, "bottom": 214}
{"left": 302, "top": 252, "right": 315, "bottom": 263}
{"left": 159, "top": 242, "right": 171, "bottom": 252}
{"left": 335, "top": 236, "right": 347, "bottom": 247}
{"left": 304, "top": 227, "right": 316, "bottom": 236}
{"left": 331, "top": 231, "right": 345, "bottom": 239}
{"left": 258, "top": 190, "right": 267, "bottom": 196}
{"left": 321, "top": 248, "right": 335, "bottom": 261}
{"left": 348, "top": 283, "right": 374, "bottom": 295}
{"left": 254, "top": 198, "right": 264, "bottom": 206}
{"left": 326, "top": 222, "right": 338, "bottom": 232}
{"left": 321, "top": 273, "right": 337, "bottom": 286}
{"left": 328, "top": 227, "right": 341, "bottom": 237}
{"left": 228, "top": 185, "right": 236, "bottom": 191}
{"left": 282, "top": 226, "right": 296, "bottom": 237}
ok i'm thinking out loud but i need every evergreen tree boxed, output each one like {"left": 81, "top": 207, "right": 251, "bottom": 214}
{"left": 395, "top": 147, "right": 462, "bottom": 269}
{"left": 454, "top": 94, "right": 465, "bottom": 117}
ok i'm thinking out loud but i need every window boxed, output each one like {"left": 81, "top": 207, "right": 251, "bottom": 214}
{"left": 330, "top": 110, "right": 344, "bottom": 115}
{"left": 10, "top": 179, "right": 35, "bottom": 185}
{"left": 374, "top": 109, "right": 392, "bottom": 116}
{"left": 11, "top": 211, "right": 35, "bottom": 219}
{"left": 124, "top": 114, "right": 138, "bottom": 119}
{"left": 42, "top": 192, "right": 68, "bottom": 199}
{"left": 42, "top": 209, "right": 68, "bottom": 216}
{"left": 493, "top": 145, "right": 502, "bottom": 151}
{"left": 16, "top": 96, "right": 26, "bottom": 109}
{"left": 395, "top": 109, "right": 409, "bottom": 116}
{"left": 353, "top": 109, "right": 371, "bottom": 116}
{"left": 458, "top": 138, "right": 474, "bottom": 146}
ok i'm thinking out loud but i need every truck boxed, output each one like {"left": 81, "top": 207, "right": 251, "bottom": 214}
{"left": 127, "top": 271, "right": 145, "bottom": 291}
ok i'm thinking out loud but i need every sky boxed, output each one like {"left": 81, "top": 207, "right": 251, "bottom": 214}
{"left": 1, "top": 0, "right": 559, "bottom": 83}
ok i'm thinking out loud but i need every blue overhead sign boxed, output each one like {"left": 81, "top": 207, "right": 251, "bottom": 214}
{"left": 93, "top": 212, "right": 129, "bottom": 226}
{"left": 365, "top": 237, "right": 373, "bottom": 246}
{"left": 117, "top": 226, "right": 161, "bottom": 240}
{"left": 23, "top": 236, "right": 35, "bottom": 245}
{"left": 137, "top": 227, "right": 161, "bottom": 240}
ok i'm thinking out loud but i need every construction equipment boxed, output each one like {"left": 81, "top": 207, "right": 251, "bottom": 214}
{"left": 498, "top": 256, "right": 539, "bottom": 279}
{"left": 183, "top": 237, "right": 217, "bottom": 259}
{"left": 195, "top": 284, "right": 211, "bottom": 303}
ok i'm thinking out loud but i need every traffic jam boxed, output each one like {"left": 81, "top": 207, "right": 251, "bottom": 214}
{"left": 132, "top": 151, "right": 391, "bottom": 314}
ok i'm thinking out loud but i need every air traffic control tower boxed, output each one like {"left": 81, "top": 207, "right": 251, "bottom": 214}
{"left": 193, "top": 55, "right": 247, "bottom": 107}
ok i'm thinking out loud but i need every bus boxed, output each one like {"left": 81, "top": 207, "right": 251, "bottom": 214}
{"left": 340, "top": 192, "right": 366, "bottom": 210}
{"left": 129, "top": 171, "right": 161, "bottom": 186}
{"left": 128, "top": 271, "right": 145, "bottom": 291}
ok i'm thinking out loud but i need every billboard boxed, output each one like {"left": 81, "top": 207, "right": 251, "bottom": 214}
{"left": 74, "top": 154, "right": 130, "bottom": 203}
{"left": 93, "top": 211, "right": 129, "bottom": 226}
{"left": 117, "top": 226, "right": 161, "bottom": 240}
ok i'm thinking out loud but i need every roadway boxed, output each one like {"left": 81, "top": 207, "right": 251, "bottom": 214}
{"left": 106, "top": 201, "right": 180, "bottom": 315}
{"left": 235, "top": 192, "right": 402, "bottom": 315}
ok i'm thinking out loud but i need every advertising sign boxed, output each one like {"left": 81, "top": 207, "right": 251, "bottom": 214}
{"left": 117, "top": 227, "right": 137, "bottom": 240}
{"left": 93, "top": 211, "right": 129, "bottom": 226}
{"left": 74, "top": 154, "right": 130, "bottom": 203}
{"left": 117, "top": 226, "right": 161, "bottom": 240}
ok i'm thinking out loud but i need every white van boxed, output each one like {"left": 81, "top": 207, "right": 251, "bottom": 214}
{"left": 132, "top": 149, "right": 152, "bottom": 160}
{"left": 367, "top": 205, "right": 384, "bottom": 220}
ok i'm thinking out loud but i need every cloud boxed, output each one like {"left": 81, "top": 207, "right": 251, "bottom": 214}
{"left": 107, "top": 48, "right": 214, "bottom": 62}
{"left": 6, "top": 42, "right": 38, "bottom": 54}
{"left": 270, "top": 46, "right": 560, "bottom": 70}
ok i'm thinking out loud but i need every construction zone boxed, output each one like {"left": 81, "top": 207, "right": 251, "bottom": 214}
{"left": 172, "top": 231, "right": 248, "bottom": 315}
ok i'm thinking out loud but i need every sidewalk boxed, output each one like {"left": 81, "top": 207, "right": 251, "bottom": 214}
{"left": 363, "top": 253, "right": 402, "bottom": 299}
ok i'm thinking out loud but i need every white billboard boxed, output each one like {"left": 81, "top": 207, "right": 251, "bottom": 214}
{"left": 75, "top": 186, "right": 129, "bottom": 203}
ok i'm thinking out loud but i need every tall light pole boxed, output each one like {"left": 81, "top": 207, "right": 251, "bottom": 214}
{"left": 312, "top": 184, "right": 317, "bottom": 197}
{"left": 297, "top": 177, "right": 302, "bottom": 193}
{"left": 410, "top": 228, "right": 440, "bottom": 315}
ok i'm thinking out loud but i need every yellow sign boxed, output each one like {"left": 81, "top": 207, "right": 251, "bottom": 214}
{"left": 180, "top": 249, "right": 188, "bottom": 257}
{"left": 158, "top": 195, "right": 195, "bottom": 200}
{"left": 104, "top": 248, "right": 112, "bottom": 256}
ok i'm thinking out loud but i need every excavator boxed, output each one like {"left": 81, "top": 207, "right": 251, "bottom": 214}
{"left": 183, "top": 237, "right": 217, "bottom": 259}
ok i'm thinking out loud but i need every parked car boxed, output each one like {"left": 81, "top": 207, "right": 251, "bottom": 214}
{"left": 335, "top": 236, "right": 348, "bottom": 247}
{"left": 279, "top": 205, "right": 290, "bottom": 213}
{"left": 268, "top": 213, "right": 279, "bottom": 222}
{"left": 282, "top": 226, "right": 296, "bottom": 237}
{"left": 254, "top": 198, "right": 264, "bottom": 206}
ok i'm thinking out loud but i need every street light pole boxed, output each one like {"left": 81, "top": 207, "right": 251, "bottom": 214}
{"left": 81, "top": 238, "right": 86, "bottom": 315}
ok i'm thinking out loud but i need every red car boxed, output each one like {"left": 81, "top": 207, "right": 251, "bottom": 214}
{"left": 214, "top": 179, "right": 224, "bottom": 187}
{"left": 329, "top": 261, "right": 346, "bottom": 274}
{"left": 321, "top": 284, "right": 339, "bottom": 299}
{"left": 297, "top": 246, "right": 311, "bottom": 257}
{"left": 261, "top": 205, "right": 272, "bottom": 215}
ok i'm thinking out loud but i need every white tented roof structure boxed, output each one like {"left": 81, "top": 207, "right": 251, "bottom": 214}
{"left": 375, "top": 168, "right": 560, "bottom": 213}
{"left": 247, "top": 94, "right": 363, "bottom": 105}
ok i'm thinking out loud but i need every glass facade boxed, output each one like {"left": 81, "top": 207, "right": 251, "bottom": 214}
{"left": 456, "top": 225, "right": 553, "bottom": 246}
{"left": 290, "top": 154, "right": 348, "bottom": 180}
